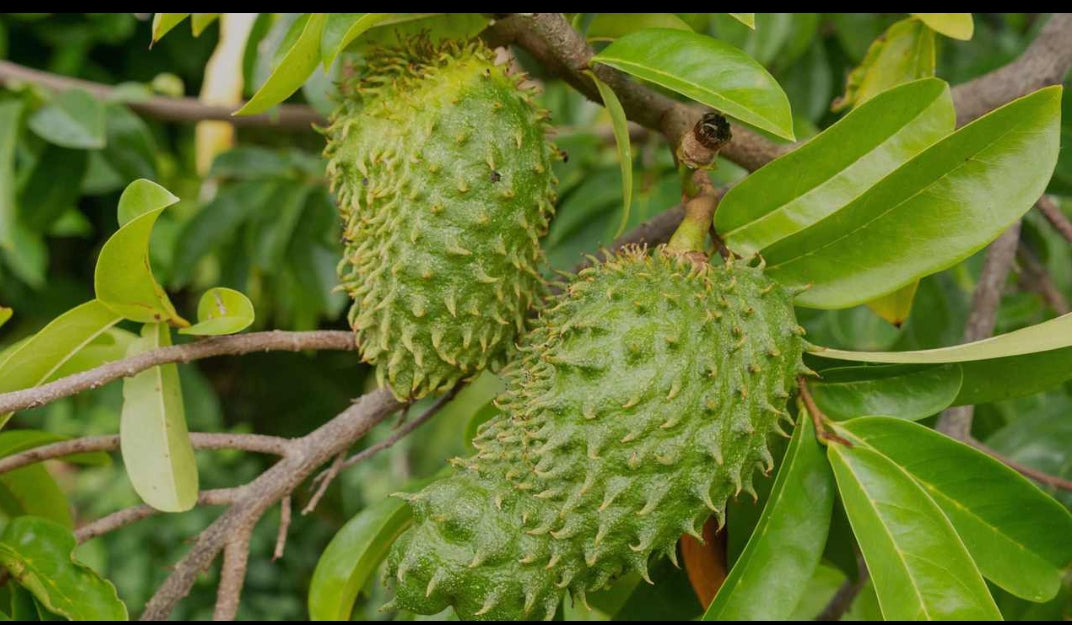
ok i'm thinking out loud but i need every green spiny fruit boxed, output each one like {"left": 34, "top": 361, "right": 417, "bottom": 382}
{"left": 324, "top": 37, "right": 557, "bottom": 400}
{"left": 386, "top": 245, "right": 808, "bottom": 620}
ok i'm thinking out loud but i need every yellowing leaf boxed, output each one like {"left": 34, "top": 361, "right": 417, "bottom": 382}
{"left": 236, "top": 13, "right": 327, "bottom": 116}
{"left": 833, "top": 18, "right": 935, "bottom": 112}
{"left": 728, "top": 13, "right": 755, "bottom": 29}
{"left": 911, "top": 13, "right": 974, "bottom": 40}
{"left": 190, "top": 13, "right": 220, "bottom": 36}
{"left": 180, "top": 287, "right": 255, "bottom": 336}
{"left": 866, "top": 280, "right": 919, "bottom": 326}
{"left": 0, "top": 306, "right": 10, "bottom": 329}
{"left": 151, "top": 13, "right": 190, "bottom": 43}
{"left": 120, "top": 323, "right": 198, "bottom": 512}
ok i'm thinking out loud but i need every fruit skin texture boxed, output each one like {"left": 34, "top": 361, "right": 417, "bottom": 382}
{"left": 324, "top": 38, "right": 557, "bottom": 400}
{"left": 386, "top": 246, "right": 807, "bottom": 620}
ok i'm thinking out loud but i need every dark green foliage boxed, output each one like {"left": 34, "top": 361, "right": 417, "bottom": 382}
{"left": 387, "top": 246, "right": 807, "bottom": 619}
{"left": 325, "top": 38, "right": 558, "bottom": 400}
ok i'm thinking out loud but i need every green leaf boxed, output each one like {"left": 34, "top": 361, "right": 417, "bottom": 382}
{"left": 308, "top": 496, "right": 412, "bottom": 620}
{"left": 764, "top": 86, "right": 1062, "bottom": 309}
{"left": 728, "top": 13, "right": 755, "bottom": 29}
{"left": 93, "top": 180, "right": 187, "bottom": 326}
{"left": 47, "top": 327, "right": 138, "bottom": 382}
{"left": 810, "top": 311, "right": 1072, "bottom": 363}
{"left": 0, "top": 306, "right": 10, "bottom": 329}
{"left": 237, "top": 13, "right": 327, "bottom": 116}
{"left": 841, "top": 417, "right": 1072, "bottom": 602}
{"left": 179, "top": 287, "right": 255, "bottom": 336}
{"left": 703, "top": 416, "right": 834, "bottom": 620}
{"left": 0, "top": 100, "right": 24, "bottom": 252}
{"left": 0, "top": 300, "right": 121, "bottom": 428}
{"left": 151, "top": 13, "right": 189, "bottom": 42}
{"left": 586, "top": 13, "right": 692, "bottom": 41}
{"left": 591, "top": 28, "right": 795, "bottom": 140}
{"left": 0, "top": 517, "right": 128, "bottom": 620}
{"left": 717, "top": 78, "right": 953, "bottom": 255}
{"left": 18, "top": 145, "right": 88, "bottom": 232}
{"left": 586, "top": 71, "right": 632, "bottom": 237}
{"left": 954, "top": 346, "right": 1072, "bottom": 406}
{"left": 190, "top": 13, "right": 219, "bottom": 37}
{"left": 912, "top": 13, "right": 974, "bottom": 40}
{"left": 832, "top": 18, "right": 936, "bottom": 112}
{"left": 866, "top": 280, "right": 920, "bottom": 327}
{"left": 120, "top": 323, "right": 198, "bottom": 512}
{"left": 320, "top": 13, "right": 393, "bottom": 69}
{"left": 807, "top": 364, "right": 962, "bottom": 421}
{"left": 827, "top": 435, "right": 1001, "bottom": 620}
{"left": 27, "top": 89, "right": 105, "bottom": 149}
{"left": 0, "top": 464, "right": 71, "bottom": 528}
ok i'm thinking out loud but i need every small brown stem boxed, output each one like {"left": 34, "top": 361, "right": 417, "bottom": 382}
{"left": 273, "top": 496, "right": 292, "bottom": 561}
{"left": 798, "top": 377, "right": 853, "bottom": 447}
{"left": 1036, "top": 195, "right": 1072, "bottom": 244}
{"left": 303, "top": 452, "right": 346, "bottom": 515}
{"left": 969, "top": 439, "right": 1072, "bottom": 491}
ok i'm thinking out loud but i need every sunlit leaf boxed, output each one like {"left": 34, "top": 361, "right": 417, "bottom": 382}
{"left": 765, "top": 86, "right": 1062, "bottom": 308}
{"left": 190, "top": 13, "right": 219, "bottom": 37}
{"left": 832, "top": 18, "right": 935, "bottom": 112}
{"left": 592, "top": 29, "right": 795, "bottom": 140}
{"left": 703, "top": 417, "right": 834, "bottom": 620}
{"left": 236, "top": 13, "right": 327, "bottom": 116}
{"left": 727, "top": 13, "right": 755, "bottom": 29}
{"left": 0, "top": 306, "right": 10, "bottom": 329}
{"left": 320, "top": 13, "right": 393, "bottom": 69}
{"left": 151, "top": 13, "right": 190, "bottom": 42}
{"left": 911, "top": 13, "right": 974, "bottom": 40}
{"left": 0, "top": 300, "right": 121, "bottom": 428}
{"left": 842, "top": 417, "right": 1072, "bottom": 602}
{"left": 179, "top": 287, "right": 255, "bottom": 336}
{"left": 828, "top": 433, "right": 1001, "bottom": 620}
{"left": 0, "top": 517, "right": 128, "bottom": 620}
{"left": 120, "top": 323, "right": 198, "bottom": 512}
{"left": 94, "top": 179, "right": 187, "bottom": 326}
{"left": 586, "top": 13, "right": 692, "bottom": 41}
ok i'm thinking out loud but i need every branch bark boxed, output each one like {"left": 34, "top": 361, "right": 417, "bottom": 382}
{"left": 0, "top": 330, "right": 355, "bottom": 415}
{"left": 936, "top": 222, "right": 1023, "bottom": 440}
{"left": 0, "top": 60, "right": 324, "bottom": 130}
{"left": 1036, "top": 195, "right": 1072, "bottom": 244}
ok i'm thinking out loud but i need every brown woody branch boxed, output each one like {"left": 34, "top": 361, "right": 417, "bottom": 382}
{"left": 0, "top": 330, "right": 356, "bottom": 415}
{"left": 0, "top": 60, "right": 324, "bottom": 130}
{"left": 1036, "top": 195, "right": 1072, "bottom": 244}
{"left": 75, "top": 488, "right": 240, "bottom": 544}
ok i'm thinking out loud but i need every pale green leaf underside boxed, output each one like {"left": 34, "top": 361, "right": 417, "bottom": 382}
{"left": 179, "top": 287, "right": 256, "bottom": 336}
{"left": 238, "top": 13, "right": 327, "bottom": 116}
{"left": 587, "top": 71, "right": 633, "bottom": 238}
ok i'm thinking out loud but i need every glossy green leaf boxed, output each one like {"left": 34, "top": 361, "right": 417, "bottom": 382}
{"left": 237, "top": 13, "right": 326, "bottom": 116}
{"left": 0, "top": 517, "right": 128, "bottom": 620}
{"left": 587, "top": 71, "right": 632, "bottom": 237}
{"left": 93, "top": 180, "right": 186, "bottom": 326}
{"left": 0, "top": 101, "right": 23, "bottom": 251}
{"left": 27, "top": 89, "right": 105, "bottom": 149}
{"left": 808, "top": 364, "right": 962, "bottom": 421}
{"left": 841, "top": 417, "right": 1072, "bottom": 602}
{"left": 718, "top": 78, "right": 953, "bottom": 255}
{"left": 765, "top": 86, "right": 1062, "bottom": 308}
{"left": 728, "top": 13, "right": 755, "bottom": 29}
{"left": 591, "top": 29, "right": 795, "bottom": 140}
{"left": 190, "top": 13, "right": 219, "bottom": 37}
{"left": 308, "top": 496, "right": 412, "bottom": 620}
{"left": 47, "top": 328, "right": 138, "bottom": 382}
{"left": 833, "top": 18, "right": 935, "bottom": 112}
{"left": 0, "top": 464, "right": 70, "bottom": 528}
{"left": 912, "top": 13, "right": 974, "bottom": 40}
{"left": 954, "top": 346, "right": 1072, "bottom": 405}
{"left": 151, "top": 13, "right": 189, "bottom": 42}
{"left": 179, "top": 287, "right": 255, "bottom": 336}
{"left": 586, "top": 13, "right": 692, "bottom": 41}
{"left": 0, "top": 300, "right": 121, "bottom": 427}
{"left": 320, "top": 13, "right": 393, "bottom": 69}
{"left": 828, "top": 436, "right": 1001, "bottom": 620}
{"left": 120, "top": 323, "right": 198, "bottom": 512}
{"left": 703, "top": 416, "right": 834, "bottom": 620}
{"left": 810, "top": 311, "right": 1072, "bottom": 363}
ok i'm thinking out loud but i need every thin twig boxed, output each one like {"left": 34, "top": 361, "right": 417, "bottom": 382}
{"left": 0, "top": 433, "right": 290, "bottom": 476}
{"left": 970, "top": 439, "right": 1072, "bottom": 491}
{"left": 1036, "top": 195, "right": 1072, "bottom": 244}
{"left": 937, "top": 222, "right": 1023, "bottom": 440}
{"left": 213, "top": 526, "right": 254, "bottom": 621}
{"left": 74, "top": 488, "right": 240, "bottom": 543}
{"left": 1017, "top": 246, "right": 1070, "bottom": 315}
{"left": 0, "top": 59, "right": 323, "bottom": 129}
{"left": 303, "top": 452, "right": 346, "bottom": 515}
{"left": 0, "top": 330, "right": 356, "bottom": 415}
{"left": 273, "top": 497, "right": 292, "bottom": 562}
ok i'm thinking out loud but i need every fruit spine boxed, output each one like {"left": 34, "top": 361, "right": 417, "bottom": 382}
{"left": 324, "top": 38, "right": 557, "bottom": 399}
{"left": 386, "top": 246, "right": 808, "bottom": 620}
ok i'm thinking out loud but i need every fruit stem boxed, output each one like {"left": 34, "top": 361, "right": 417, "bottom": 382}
{"left": 798, "top": 376, "right": 854, "bottom": 447}
{"left": 668, "top": 172, "right": 718, "bottom": 256}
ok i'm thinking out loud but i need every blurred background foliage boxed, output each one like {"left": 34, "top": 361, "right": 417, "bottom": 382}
{"left": 0, "top": 12, "right": 1069, "bottom": 620}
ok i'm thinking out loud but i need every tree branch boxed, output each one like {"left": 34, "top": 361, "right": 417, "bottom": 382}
{"left": 0, "top": 330, "right": 355, "bottom": 415}
{"left": 937, "top": 222, "right": 1023, "bottom": 440}
{"left": 213, "top": 526, "right": 253, "bottom": 621}
{"left": 1036, "top": 195, "right": 1072, "bottom": 244}
{"left": 74, "top": 488, "right": 240, "bottom": 544}
{"left": 970, "top": 439, "right": 1072, "bottom": 491}
{"left": 0, "top": 60, "right": 324, "bottom": 130}
{"left": 139, "top": 388, "right": 404, "bottom": 621}
{"left": 0, "top": 433, "right": 289, "bottom": 476}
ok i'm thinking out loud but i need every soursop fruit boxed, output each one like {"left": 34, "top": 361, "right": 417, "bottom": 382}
{"left": 386, "top": 245, "right": 808, "bottom": 620}
{"left": 324, "top": 38, "right": 557, "bottom": 400}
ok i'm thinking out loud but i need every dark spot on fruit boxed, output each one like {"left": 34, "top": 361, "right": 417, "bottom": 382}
{"left": 490, "top": 171, "right": 502, "bottom": 183}
{"left": 361, "top": 177, "right": 369, "bottom": 186}
{"left": 559, "top": 149, "right": 569, "bottom": 163}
